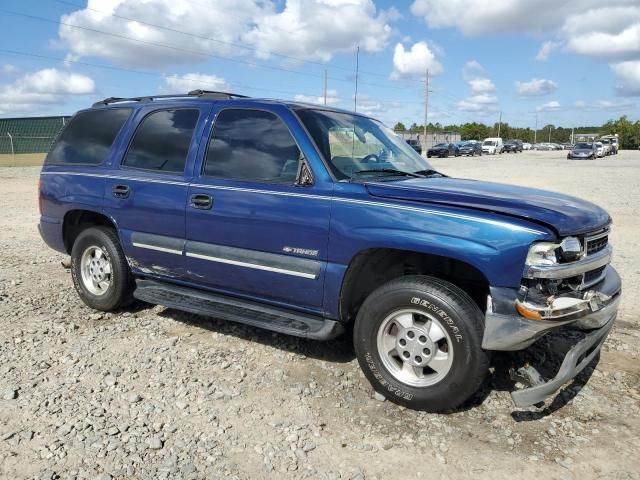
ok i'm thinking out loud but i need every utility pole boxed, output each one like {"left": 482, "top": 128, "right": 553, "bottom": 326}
{"left": 323, "top": 69, "right": 327, "bottom": 106}
{"left": 571, "top": 127, "right": 574, "bottom": 144}
{"left": 497, "top": 111, "right": 502, "bottom": 138}
{"left": 353, "top": 46, "right": 360, "bottom": 112}
{"left": 548, "top": 125, "right": 551, "bottom": 143}
{"left": 423, "top": 68, "right": 429, "bottom": 156}
{"left": 534, "top": 112, "right": 538, "bottom": 143}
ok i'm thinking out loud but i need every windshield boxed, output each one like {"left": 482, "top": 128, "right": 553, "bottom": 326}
{"left": 433, "top": 143, "right": 447, "bottom": 148}
{"left": 575, "top": 143, "right": 592, "bottom": 149}
{"left": 483, "top": 140, "right": 495, "bottom": 146}
{"left": 297, "top": 109, "right": 434, "bottom": 180}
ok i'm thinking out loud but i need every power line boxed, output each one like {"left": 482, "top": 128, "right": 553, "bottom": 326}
{"left": 53, "top": 0, "right": 410, "bottom": 82}
{"left": 0, "top": 48, "right": 422, "bottom": 106}
{"left": 1, "top": 7, "right": 419, "bottom": 93}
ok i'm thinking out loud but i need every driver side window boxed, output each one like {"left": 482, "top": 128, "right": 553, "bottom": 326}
{"left": 203, "top": 109, "right": 301, "bottom": 184}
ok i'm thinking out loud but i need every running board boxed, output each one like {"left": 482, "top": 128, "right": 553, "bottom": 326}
{"left": 133, "top": 279, "right": 343, "bottom": 340}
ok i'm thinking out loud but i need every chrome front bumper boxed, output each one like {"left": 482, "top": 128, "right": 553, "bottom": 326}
{"left": 483, "top": 266, "right": 621, "bottom": 351}
{"left": 483, "top": 266, "right": 621, "bottom": 407}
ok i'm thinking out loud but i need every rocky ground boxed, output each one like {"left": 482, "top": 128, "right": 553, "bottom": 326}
{"left": 1, "top": 151, "right": 639, "bottom": 479}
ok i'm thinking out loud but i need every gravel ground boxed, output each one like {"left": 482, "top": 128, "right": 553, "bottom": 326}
{"left": 1, "top": 150, "right": 639, "bottom": 480}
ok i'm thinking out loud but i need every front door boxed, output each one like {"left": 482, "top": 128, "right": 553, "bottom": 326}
{"left": 185, "top": 106, "right": 332, "bottom": 313}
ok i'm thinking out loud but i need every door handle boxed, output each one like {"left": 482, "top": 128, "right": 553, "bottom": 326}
{"left": 190, "top": 194, "right": 213, "bottom": 210}
{"left": 112, "top": 184, "right": 130, "bottom": 199}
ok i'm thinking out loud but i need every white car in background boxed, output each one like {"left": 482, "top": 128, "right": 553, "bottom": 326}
{"left": 482, "top": 137, "right": 503, "bottom": 155}
{"left": 600, "top": 138, "right": 612, "bottom": 156}
{"left": 595, "top": 142, "right": 605, "bottom": 158}
{"left": 522, "top": 142, "right": 532, "bottom": 150}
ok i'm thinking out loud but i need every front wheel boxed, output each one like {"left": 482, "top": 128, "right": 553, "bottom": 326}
{"left": 71, "top": 226, "right": 134, "bottom": 311}
{"left": 353, "top": 276, "right": 489, "bottom": 412}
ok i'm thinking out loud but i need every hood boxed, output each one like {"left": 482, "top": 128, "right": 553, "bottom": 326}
{"left": 572, "top": 149, "right": 592, "bottom": 154}
{"left": 428, "top": 146, "right": 447, "bottom": 151}
{"left": 365, "top": 177, "right": 610, "bottom": 236}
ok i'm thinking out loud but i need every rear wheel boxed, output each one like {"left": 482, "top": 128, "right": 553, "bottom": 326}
{"left": 71, "top": 226, "right": 134, "bottom": 311}
{"left": 353, "top": 276, "right": 489, "bottom": 412}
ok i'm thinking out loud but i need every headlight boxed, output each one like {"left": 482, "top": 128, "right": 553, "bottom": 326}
{"left": 526, "top": 237, "right": 583, "bottom": 266}
{"left": 526, "top": 242, "right": 559, "bottom": 266}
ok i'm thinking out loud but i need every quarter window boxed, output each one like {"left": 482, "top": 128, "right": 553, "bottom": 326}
{"left": 203, "top": 109, "right": 301, "bottom": 183}
{"left": 46, "top": 108, "right": 131, "bottom": 165}
{"left": 123, "top": 109, "right": 199, "bottom": 173}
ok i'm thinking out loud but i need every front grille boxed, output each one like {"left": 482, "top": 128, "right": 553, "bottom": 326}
{"left": 584, "top": 231, "right": 609, "bottom": 256}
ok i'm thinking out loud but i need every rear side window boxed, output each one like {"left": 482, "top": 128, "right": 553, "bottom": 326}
{"left": 46, "top": 108, "right": 131, "bottom": 165}
{"left": 122, "top": 109, "right": 199, "bottom": 174}
{"left": 203, "top": 109, "right": 301, "bottom": 183}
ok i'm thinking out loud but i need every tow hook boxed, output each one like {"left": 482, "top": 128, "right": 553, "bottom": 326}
{"left": 509, "top": 363, "right": 544, "bottom": 389}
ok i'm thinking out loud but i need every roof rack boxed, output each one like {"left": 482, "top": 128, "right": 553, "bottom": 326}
{"left": 92, "top": 90, "right": 249, "bottom": 107}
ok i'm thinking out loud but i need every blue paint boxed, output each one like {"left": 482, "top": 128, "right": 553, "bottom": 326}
{"left": 39, "top": 97, "right": 611, "bottom": 321}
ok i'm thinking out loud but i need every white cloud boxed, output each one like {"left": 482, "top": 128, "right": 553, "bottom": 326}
{"left": 390, "top": 42, "right": 443, "bottom": 80}
{"left": 562, "top": 7, "right": 640, "bottom": 59}
{"left": 536, "top": 41, "right": 560, "bottom": 61}
{"left": 294, "top": 89, "right": 340, "bottom": 105}
{"left": 456, "top": 61, "right": 498, "bottom": 114}
{"left": 57, "top": 0, "right": 396, "bottom": 68}
{"left": 610, "top": 60, "right": 640, "bottom": 96}
{"left": 0, "top": 68, "right": 94, "bottom": 114}
{"left": 515, "top": 78, "right": 558, "bottom": 96}
{"left": 58, "top": 0, "right": 261, "bottom": 68}
{"left": 468, "top": 78, "right": 495, "bottom": 94}
{"left": 160, "top": 73, "right": 229, "bottom": 93}
{"left": 575, "top": 99, "right": 636, "bottom": 111}
{"left": 245, "top": 0, "right": 396, "bottom": 62}
{"left": 536, "top": 101, "right": 561, "bottom": 112}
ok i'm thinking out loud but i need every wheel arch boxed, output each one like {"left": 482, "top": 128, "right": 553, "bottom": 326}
{"left": 62, "top": 209, "right": 119, "bottom": 254}
{"left": 338, "top": 247, "right": 491, "bottom": 324}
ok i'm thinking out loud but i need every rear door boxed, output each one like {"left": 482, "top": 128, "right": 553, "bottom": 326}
{"left": 184, "top": 105, "right": 332, "bottom": 313}
{"left": 103, "top": 104, "right": 209, "bottom": 279}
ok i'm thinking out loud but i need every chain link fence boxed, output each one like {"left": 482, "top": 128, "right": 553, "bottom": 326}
{"left": 0, "top": 116, "right": 70, "bottom": 166}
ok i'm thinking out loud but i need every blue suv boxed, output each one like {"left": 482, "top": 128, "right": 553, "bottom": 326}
{"left": 39, "top": 90, "right": 621, "bottom": 411}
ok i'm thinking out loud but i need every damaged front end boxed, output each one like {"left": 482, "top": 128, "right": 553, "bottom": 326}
{"left": 483, "top": 227, "right": 621, "bottom": 407}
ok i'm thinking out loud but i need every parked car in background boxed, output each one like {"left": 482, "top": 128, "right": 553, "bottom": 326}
{"left": 406, "top": 139, "right": 422, "bottom": 155}
{"left": 503, "top": 140, "right": 523, "bottom": 153}
{"left": 600, "top": 139, "right": 612, "bottom": 156}
{"left": 600, "top": 135, "right": 618, "bottom": 155}
{"left": 535, "top": 143, "right": 555, "bottom": 151}
{"left": 567, "top": 142, "right": 597, "bottom": 160}
{"left": 458, "top": 141, "right": 483, "bottom": 156}
{"left": 595, "top": 142, "right": 605, "bottom": 158}
{"left": 522, "top": 142, "right": 532, "bottom": 150}
{"left": 482, "top": 137, "right": 503, "bottom": 155}
{"left": 427, "top": 143, "right": 459, "bottom": 158}
{"left": 561, "top": 143, "right": 574, "bottom": 150}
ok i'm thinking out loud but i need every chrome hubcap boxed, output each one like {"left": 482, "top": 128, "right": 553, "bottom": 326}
{"left": 80, "top": 246, "right": 112, "bottom": 296}
{"left": 376, "top": 309, "right": 454, "bottom": 387}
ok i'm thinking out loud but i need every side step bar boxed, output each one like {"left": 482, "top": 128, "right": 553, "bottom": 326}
{"left": 133, "top": 279, "right": 344, "bottom": 340}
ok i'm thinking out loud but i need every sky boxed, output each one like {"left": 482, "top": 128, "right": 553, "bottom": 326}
{"left": 1, "top": 0, "right": 639, "bottom": 129}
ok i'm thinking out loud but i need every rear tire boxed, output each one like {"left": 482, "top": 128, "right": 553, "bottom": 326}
{"left": 71, "top": 226, "right": 134, "bottom": 311}
{"left": 353, "top": 275, "right": 489, "bottom": 412}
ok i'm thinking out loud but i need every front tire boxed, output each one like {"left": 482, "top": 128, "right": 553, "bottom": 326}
{"left": 353, "top": 276, "right": 489, "bottom": 412}
{"left": 71, "top": 226, "right": 134, "bottom": 311}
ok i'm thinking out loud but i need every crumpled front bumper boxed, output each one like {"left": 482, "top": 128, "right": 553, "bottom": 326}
{"left": 483, "top": 266, "right": 621, "bottom": 407}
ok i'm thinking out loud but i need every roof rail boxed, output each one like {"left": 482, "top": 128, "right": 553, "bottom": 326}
{"left": 188, "top": 89, "right": 249, "bottom": 99}
{"left": 92, "top": 90, "right": 249, "bottom": 107}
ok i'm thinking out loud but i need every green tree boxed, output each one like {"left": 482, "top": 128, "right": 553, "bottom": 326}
{"left": 393, "top": 122, "right": 406, "bottom": 132}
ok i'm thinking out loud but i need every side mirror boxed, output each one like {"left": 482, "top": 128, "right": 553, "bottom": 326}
{"left": 295, "top": 156, "right": 314, "bottom": 187}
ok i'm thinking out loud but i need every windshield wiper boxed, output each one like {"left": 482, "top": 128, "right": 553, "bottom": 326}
{"left": 413, "top": 169, "right": 447, "bottom": 178}
{"left": 350, "top": 168, "right": 422, "bottom": 180}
